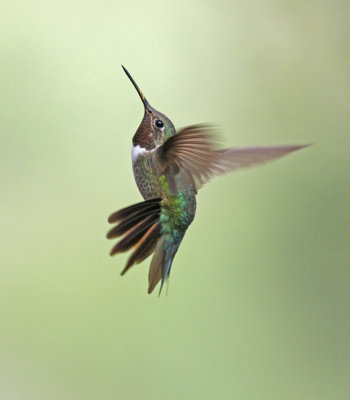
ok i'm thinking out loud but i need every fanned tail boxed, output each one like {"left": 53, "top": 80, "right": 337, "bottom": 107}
{"left": 107, "top": 198, "right": 162, "bottom": 275}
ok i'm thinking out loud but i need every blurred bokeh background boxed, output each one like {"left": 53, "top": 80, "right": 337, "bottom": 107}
{"left": 1, "top": 1, "right": 349, "bottom": 399}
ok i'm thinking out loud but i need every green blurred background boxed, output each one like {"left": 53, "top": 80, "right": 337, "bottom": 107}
{"left": 1, "top": 1, "right": 349, "bottom": 399}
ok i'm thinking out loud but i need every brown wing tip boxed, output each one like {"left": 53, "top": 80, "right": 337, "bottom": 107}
{"left": 290, "top": 144, "right": 312, "bottom": 151}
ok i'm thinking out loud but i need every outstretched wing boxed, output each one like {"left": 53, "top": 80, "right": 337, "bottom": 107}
{"left": 154, "top": 125, "right": 307, "bottom": 189}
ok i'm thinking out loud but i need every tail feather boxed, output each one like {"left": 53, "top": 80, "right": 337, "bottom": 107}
{"left": 109, "top": 214, "right": 157, "bottom": 255}
{"left": 108, "top": 198, "right": 186, "bottom": 294}
{"left": 107, "top": 198, "right": 161, "bottom": 277}
{"left": 148, "top": 238, "right": 181, "bottom": 294}
{"left": 107, "top": 204, "right": 160, "bottom": 238}
{"left": 121, "top": 223, "right": 161, "bottom": 275}
{"left": 108, "top": 198, "right": 161, "bottom": 223}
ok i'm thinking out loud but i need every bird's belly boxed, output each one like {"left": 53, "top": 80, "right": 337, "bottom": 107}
{"left": 157, "top": 174, "right": 197, "bottom": 240}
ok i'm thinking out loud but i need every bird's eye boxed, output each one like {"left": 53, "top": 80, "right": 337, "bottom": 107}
{"left": 155, "top": 120, "right": 164, "bottom": 128}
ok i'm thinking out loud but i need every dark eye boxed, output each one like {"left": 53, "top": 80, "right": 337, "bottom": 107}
{"left": 155, "top": 120, "right": 164, "bottom": 128}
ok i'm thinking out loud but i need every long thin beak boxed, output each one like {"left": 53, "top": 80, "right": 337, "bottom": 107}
{"left": 122, "top": 65, "right": 150, "bottom": 110}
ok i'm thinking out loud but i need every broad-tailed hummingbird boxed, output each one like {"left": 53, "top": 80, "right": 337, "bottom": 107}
{"left": 107, "top": 66, "right": 306, "bottom": 294}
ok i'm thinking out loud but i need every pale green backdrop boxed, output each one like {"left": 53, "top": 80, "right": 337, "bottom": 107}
{"left": 1, "top": 1, "right": 349, "bottom": 399}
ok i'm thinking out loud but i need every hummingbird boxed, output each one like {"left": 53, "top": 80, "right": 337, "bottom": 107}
{"left": 107, "top": 66, "right": 306, "bottom": 294}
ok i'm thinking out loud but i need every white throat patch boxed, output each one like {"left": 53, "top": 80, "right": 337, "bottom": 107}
{"left": 132, "top": 145, "right": 150, "bottom": 162}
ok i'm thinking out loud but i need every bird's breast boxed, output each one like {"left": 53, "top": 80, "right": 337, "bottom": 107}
{"left": 132, "top": 147, "right": 162, "bottom": 200}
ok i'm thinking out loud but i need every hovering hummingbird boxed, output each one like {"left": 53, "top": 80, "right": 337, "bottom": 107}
{"left": 107, "top": 66, "right": 306, "bottom": 294}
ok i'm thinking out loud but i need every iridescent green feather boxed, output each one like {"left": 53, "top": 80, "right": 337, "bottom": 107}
{"left": 159, "top": 175, "right": 192, "bottom": 241}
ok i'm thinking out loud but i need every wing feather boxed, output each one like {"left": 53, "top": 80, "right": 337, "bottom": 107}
{"left": 154, "top": 125, "right": 307, "bottom": 189}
